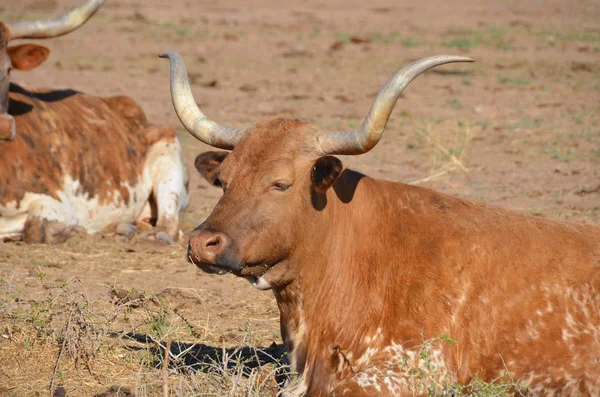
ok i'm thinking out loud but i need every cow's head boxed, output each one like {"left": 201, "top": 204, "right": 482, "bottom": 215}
{"left": 160, "top": 52, "right": 473, "bottom": 290}
{"left": 0, "top": 0, "right": 104, "bottom": 142}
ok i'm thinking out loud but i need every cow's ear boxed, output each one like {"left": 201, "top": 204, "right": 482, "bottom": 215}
{"left": 195, "top": 151, "right": 229, "bottom": 187}
{"left": 8, "top": 44, "right": 50, "bottom": 71}
{"left": 312, "top": 156, "right": 343, "bottom": 192}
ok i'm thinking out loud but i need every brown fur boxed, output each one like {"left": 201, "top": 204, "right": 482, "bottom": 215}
{"left": 0, "top": 83, "right": 176, "bottom": 207}
{"left": 189, "top": 117, "right": 600, "bottom": 396}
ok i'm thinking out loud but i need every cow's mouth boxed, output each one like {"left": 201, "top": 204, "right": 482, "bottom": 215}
{"left": 190, "top": 255, "right": 280, "bottom": 291}
{"left": 191, "top": 257, "right": 271, "bottom": 278}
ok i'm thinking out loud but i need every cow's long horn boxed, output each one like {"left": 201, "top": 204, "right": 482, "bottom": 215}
{"left": 6, "top": 0, "right": 104, "bottom": 40}
{"left": 317, "top": 55, "right": 474, "bottom": 155}
{"left": 159, "top": 51, "right": 243, "bottom": 149}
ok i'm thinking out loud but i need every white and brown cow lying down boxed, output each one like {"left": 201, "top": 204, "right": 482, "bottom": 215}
{"left": 0, "top": 1, "right": 188, "bottom": 244}
{"left": 162, "top": 51, "right": 600, "bottom": 396}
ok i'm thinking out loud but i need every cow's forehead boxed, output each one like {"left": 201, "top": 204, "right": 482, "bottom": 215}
{"left": 242, "top": 118, "right": 319, "bottom": 148}
{"left": 224, "top": 118, "right": 321, "bottom": 174}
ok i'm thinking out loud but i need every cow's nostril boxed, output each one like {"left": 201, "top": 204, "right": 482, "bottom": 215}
{"left": 189, "top": 230, "right": 230, "bottom": 264}
{"left": 205, "top": 236, "right": 221, "bottom": 248}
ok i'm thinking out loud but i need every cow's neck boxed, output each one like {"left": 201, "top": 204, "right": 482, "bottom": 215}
{"left": 273, "top": 169, "right": 421, "bottom": 393}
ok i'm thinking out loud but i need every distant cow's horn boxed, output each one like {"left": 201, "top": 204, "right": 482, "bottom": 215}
{"left": 6, "top": 0, "right": 104, "bottom": 40}
{"left": 317, "top": 55, "right": 474, "bottom": 155}
{"left": 159, "top": 51, "right": 243, "bottom": 149}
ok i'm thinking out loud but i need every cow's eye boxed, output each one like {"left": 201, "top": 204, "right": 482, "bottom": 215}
{"left": 271, "top": 181, "right": 292, "bottom": 191}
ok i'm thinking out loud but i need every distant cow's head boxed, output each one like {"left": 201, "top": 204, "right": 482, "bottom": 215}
{"left": 0, "top": 0, "right": 104, "bottom": 142}
{"left": 160, "top": 52, "right": 473, "bottom": 289}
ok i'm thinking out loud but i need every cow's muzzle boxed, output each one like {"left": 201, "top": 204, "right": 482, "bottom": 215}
{"left": 188, "top": 227, "right": 240, "bottom": 274}
{"left": 0, "top": 114, "right": 16, "bottom": 142}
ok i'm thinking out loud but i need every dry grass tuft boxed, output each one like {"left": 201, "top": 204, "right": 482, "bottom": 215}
{"left": 410, "top": 118, "right": 477, "bottom": 185}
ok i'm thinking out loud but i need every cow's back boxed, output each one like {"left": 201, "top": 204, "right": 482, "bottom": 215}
{"left": 0, "top": 83, "right": 169, "bottom": 207}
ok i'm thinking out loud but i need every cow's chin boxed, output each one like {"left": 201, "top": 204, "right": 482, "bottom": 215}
{"left": 197, "top": 265, "right": 274, "bottom": 290}
{"left": 190, "top": 258, "right": 238, "bottom": 275}
{"left": 195, "top": 263, "right": 231, "bottom": 275}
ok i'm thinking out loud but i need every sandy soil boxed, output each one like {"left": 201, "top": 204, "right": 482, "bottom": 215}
{"left": 0, "top": 0, "right": 599, "bottom": 395}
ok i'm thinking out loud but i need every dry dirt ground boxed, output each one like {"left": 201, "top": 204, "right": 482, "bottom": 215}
{"left": 0, "top": 0, "right": 599, "bottom": 395}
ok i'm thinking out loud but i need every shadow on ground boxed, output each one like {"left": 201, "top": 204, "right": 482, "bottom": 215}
{"left": 131, "top": 331, "right": 287, "bottom": 371}
{"left": 91, "top": 332, "right": 289, "bottom": 396}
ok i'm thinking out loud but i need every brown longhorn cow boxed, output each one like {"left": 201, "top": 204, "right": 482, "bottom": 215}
{"left": 161, "top": 51, "right": 600, "bottom": 396}
{"left": 0, "top": 0, "right": 188, "bottom": 244}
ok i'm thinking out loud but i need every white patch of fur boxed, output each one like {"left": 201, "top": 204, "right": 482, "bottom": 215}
{"left": 355, "top": 368, "right": 382, "bottom": 392}
{"left": 65, "top": 176, "right": 149, "bottom": 233}
{"left": 249, "top": 276, "right": 272, "bottom": 290}
{"left": 352, "top": 341, "right": 450, "bottom": 395}
{"left": 282, "top": 298, "right": 309, "bottom": 397}
{"left": 515, "top": 283, "right": 600, "bottom": 395}
{"left": 525, "top": 319, "right": 540, "bottom": 340}
{"left": 285, "top": 294, "right": 307, "bottom": 373}
{"left": 0, "top": 212, "right": 27, "bottom": 239}
{"left": 361, "top": 327, "right": 383, "bottom": 346}
{"left": 451, "top": 284, "right": 470, "bottom": 325}
{"left": 356, "top": 346, "right": 379, "bottom": 366}
{"left": 143, "top": 139, "right": 189, "bottom": 223}
{"left": 0, "top": 190, "right": 77, "bottom": 239}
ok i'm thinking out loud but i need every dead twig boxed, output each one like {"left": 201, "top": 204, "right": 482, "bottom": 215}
{"left": 172, "top": 307, "right": 204, "bottom": 339}
{"left": 409, "top": 168, "right": 451, "bottom": 185}
{"left": 163, "top": 338, "right": 172, "bottom": 397}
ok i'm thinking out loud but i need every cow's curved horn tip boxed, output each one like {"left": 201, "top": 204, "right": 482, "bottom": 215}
{"left": 445, "top": 56, "right": 475, "bottom": 63}
{"left": 158, "top": 52, "right": 174, "bottom": 59}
